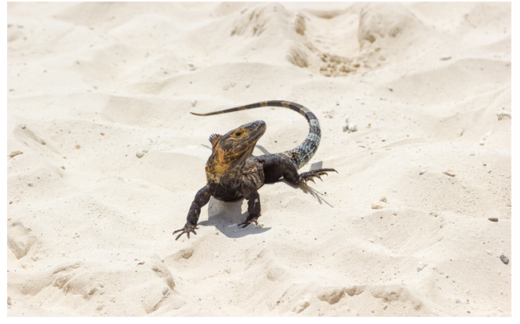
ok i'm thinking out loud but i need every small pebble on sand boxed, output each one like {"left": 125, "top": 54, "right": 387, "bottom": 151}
{"left": 343, "top": 117, "right": 358, "bottom": 132}
{"left": 497, "top": 110, "right": 511, "bottom": 120}
{"left": 8, "top": 151, "right": 23, "bottom": 158}
{"left": 417, "top": 262, "right": 427, "bottom": 272}
{"left": 371, "top": 203, "right": 383, "bottom": 210}
{"left": 499, "top": 255, "right": 509, "bottom": 264}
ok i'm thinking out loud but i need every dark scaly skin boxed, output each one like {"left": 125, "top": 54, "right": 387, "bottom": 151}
{"left": 173, "top": 101, "right": 337, "bottom": 240}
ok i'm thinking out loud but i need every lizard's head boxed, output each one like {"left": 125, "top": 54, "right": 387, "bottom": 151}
{"left": 205, "top": 120, "right": 266, "bottom": 179}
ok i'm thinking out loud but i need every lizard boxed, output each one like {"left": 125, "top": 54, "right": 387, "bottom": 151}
{"left": 172, "top": 100, "right": 337, "bottom": 240}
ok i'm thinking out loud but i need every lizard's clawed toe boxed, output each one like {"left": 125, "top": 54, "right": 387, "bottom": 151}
{"left": 173, "top": 224, "right": 199, "bottom": 240}
{"left": 300, "top": 168, "right": 337, "bottom": 184}
{"left": 239, "top": 218, "right": 258, "bottom": 228}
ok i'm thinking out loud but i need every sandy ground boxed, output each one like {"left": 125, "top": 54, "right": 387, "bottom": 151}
{"left": 7, "top": 2, "right": 511, "bottom": 316}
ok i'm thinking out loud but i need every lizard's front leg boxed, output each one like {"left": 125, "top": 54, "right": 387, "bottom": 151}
{"left": 173, "top": 185, "right": 211, "bottom": 240}
{"left": 238, "top": 179, "right": 261, "bottom": 228}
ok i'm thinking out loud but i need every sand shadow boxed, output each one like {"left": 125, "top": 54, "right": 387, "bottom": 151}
{"left": 278, "top": 180, "right": 334, "bottom": 207}
{"left": 254, "top": 144, "right": 271, "bottom": 155}
{"left": 197, "top": 197, "right": 271, "bottom": 238}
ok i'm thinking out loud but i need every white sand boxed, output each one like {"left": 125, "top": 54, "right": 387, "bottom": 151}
{"left": 7, "top": 2, "right": 511, "bottom": 316}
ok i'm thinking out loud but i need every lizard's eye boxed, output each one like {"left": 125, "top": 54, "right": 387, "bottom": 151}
{"left": 234, "top": 131, "right": 243, "bottom": 137}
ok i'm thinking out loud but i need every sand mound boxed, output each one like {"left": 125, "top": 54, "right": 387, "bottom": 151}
{"left": 8, "top": 250, "right": 191, "bottom": 316}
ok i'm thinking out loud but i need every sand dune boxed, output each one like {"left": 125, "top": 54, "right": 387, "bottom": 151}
{"left": 7, "top": 2, "right": 511, "bottom": 316}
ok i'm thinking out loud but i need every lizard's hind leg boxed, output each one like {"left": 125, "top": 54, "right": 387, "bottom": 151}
{"left": 261, "top": 154, "right": 337, "bottom": 185}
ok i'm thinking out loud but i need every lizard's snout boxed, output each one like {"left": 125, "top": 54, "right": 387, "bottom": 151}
{"left": 252, "top": 120, "right": 266, "bottom": 130}
{"left": 246, "top": 120, "right": 266, "bottom": 142}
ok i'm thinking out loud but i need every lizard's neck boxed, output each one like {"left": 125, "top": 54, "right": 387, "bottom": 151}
{"left": 205, "top": 153, "right": 246, "bottom": 185}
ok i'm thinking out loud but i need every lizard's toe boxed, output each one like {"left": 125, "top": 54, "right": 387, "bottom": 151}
{"left": 173, "top": 224, "right": 199, "bottom": 240}
{"left": 239, "top": 221, "right": 251, "bottom": 228}
{"left": 239, "top": 218, "right": 258, "bottom": 228}
{"left": 300, "top": 168, "right": 337, "bottom": 184}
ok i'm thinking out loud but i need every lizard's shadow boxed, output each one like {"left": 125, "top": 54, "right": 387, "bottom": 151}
{"left": 281, "top": 180, "right": 333, "bottom": 207}
{"left": 278, "top": 160, "right": 335, "bottom": 207}
{"left": 197, "top": 197, "right": 271, "bottom": 238}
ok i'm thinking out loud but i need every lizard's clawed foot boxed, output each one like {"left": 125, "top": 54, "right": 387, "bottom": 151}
{"left": 300, "top": 168, "right": 338, "bottom": 183}
{"left": 238, "top": 217, "right": 258, "bottom": 228}
{"left": 172, "top": 224, "right": 199, "bottom": 240}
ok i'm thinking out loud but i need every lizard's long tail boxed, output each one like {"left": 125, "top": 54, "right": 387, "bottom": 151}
{"left": 191, "top": 100, "right": 321, "bottom": 170}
